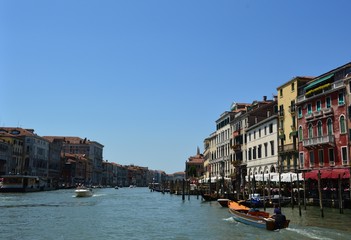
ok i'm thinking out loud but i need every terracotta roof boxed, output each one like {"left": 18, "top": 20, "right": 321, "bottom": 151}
{"left": 43, "top": 136, "right": 90, "bottom": 144}
{"left": 0, "top": 127, "right": 38, "bottom": 137}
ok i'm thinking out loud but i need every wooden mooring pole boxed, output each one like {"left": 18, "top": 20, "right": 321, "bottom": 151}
{"left": 182, "top": 179, "right": 185, "bottom": 201}
{"left": 338, "top": 174, "right": 343, "bottom": 214}
{"left": 317, "top": 170, "right": 324, "bottom": 218}
{"left": 297, "top": 172, "right": 302, "bottom": 216}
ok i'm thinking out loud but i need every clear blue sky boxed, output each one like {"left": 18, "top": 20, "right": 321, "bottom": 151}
{"left": 1, "top": 1, "right": 350, "bottom": 174}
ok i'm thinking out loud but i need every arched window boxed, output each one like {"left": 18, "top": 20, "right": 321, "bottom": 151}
{"left": 340, "top": 115, "right": 346, "bottom": 134}
{"left": 317, "top": 121, "right": 323, "bottom": 137}
{"left": 327, "top": 118, "right": 333, "bottom": 135}
{"left": 298, "top": 126, "right": 303, "bottom": 142}
{"left": 308, "top": 123, "right": 313, "bottom": 138}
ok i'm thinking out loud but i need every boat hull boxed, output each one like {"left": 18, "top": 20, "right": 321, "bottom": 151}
{"left": 217, "top": 198, "right": 230, "bottom": 207}
{"left": 228, "top": 201, "right": 290, "bottom": 231}
{"left": 75, "top": 189, "right": 93, "bottom": 197}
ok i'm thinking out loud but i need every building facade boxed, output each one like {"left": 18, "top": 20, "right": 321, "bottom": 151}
{"left": 276, "top": 77, "right": 313, "bottom": 173}
{"left": 296, "top": 62, "right": 351, "bottom": 174}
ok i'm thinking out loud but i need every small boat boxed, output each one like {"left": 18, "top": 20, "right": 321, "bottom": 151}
{"left": 239, "top": 193, "right": 291, "bottom": 208}
{"left": 0, "top": 175, "right": 47, "bottom": 192}
{"left": 217, "top": 198, "right": 230, "bottom": 207}
{"left": 228, "top": 201, "right": 290, "bottom": 231}
{"left": 75, "top": 187, "right": 93, "bottom": 197}
{"left": 201, "top": 193, "right": 219, "bottom": 201}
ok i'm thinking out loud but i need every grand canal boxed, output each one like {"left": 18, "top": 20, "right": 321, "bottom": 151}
{"left": 1, "top": 187, "right": 351, "bottom": 240}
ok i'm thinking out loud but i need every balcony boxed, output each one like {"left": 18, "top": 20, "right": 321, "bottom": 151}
{"left": 278, "top": 144, "right": 296, "bottom": 154}
{"left": 231, "top": 144, "right": 241, "bottom": 151}
{"left": 323, "top": 108, "right": 333, "bottom": 116}
{"left": 305, "top": 113, "right": 314, "bottom": 120}
{"left": 313, "top": 110, "right": 323, "bottom": 118}
{"left": 303, "top": 135, "right": 335, "bottom": 148}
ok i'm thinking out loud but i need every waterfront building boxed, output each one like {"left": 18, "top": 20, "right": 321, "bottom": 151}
{"left": 185, "top": 147, "right": 204, "bottom": 181}
{"left": 203, "top": 132, "right": 216, "bottom": 181}
{"left": 245, "top": 102, "right": 278, "bottom": 178}
{"left": 229, "top": 102, "right": 250, "bottom": 196}
{"left": 211, "top": 110, "right": 236, "bottom": 180}
{"left": 0, "top": 139, "right": 13, "bottom": 175}
{"left": 44, "top": 137, "right": 63, "bottom": 186}
{"left": 61, "top": 153, "right": 89, "bottom": 187}
{"left": 116, "top": 164, "right": 128, "bottom": 187}
{"left": 235, "top": 97, "right": 277, "bottom": 198}
{"left": 243, "top": 98, "right": 278, "bottom": 179}
{"left": 0, "top": 130, "right": 23, "bottom": 175}
{"left": 296, "top": 62, "right": 351, "bottom": 175}
{"left": 102, "top": 160, "right": 114, "bottom": 186}
{"left": 276, "top": 77, "right": 313, "bottom": 173}
{"left": 44, "top": 136, "right": 103, "bottom": 185}
{"left": 0, "top": 128, "right": 50, "bottom": 178}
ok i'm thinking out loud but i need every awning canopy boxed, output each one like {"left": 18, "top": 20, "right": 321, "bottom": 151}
{"left": 304, "top": 73, "right": 334, "bottom": 91}
{"left": 304, "top": 169, "right": 350, "bottom": 180}
{"left": 199, "top": 177, "right": 231, "bottom": 183}
{"left": 246, "top": 172, "right": 303, "bottom": 182}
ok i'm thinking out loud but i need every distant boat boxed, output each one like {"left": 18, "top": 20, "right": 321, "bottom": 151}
{"left": 0, "top": 175, "right": 47, "bottom": 192}
{"left": 228, "top": 200, "right": 290, "bottom": 231}
{"left": 75, "top": 186, "right": 93, "bottom": 197}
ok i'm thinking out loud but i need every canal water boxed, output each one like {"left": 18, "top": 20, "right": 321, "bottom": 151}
{"left": 1, "top": 187, "right": 351, "bottom": 240}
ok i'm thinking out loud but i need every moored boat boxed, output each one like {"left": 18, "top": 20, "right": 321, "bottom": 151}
{"left": 217, "top": 198, "right": 230, "bottom": 207}
{"left": 201, "top": 193, "right": 219, "bottom": 201}
{"left": 239, "top": 193, "right": 291, "bottom": 208}
{"left": 0, "top": 175, "right": 47, "bottom": 192}
{"left": 228, "top": 200, "right": 290, "bottom": 231}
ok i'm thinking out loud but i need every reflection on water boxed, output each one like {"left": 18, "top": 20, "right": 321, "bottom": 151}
{"left": 1, "top": 188, "right": 351, "bottom": 240}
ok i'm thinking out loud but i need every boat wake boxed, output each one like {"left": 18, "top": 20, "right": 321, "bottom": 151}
{"left": 286, "top": 227, "right": 345, "bottom": 240}
{"left": 223, "top": 217, "right": 236, "bottom": 223}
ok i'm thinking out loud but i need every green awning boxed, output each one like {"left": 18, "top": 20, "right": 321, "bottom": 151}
{"left": 304, "top": 73, "right": 334, "bottom": 91}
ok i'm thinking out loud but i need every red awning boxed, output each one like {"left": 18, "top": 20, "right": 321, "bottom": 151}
{"left": 304, "top": 169, "right": 350, "bottom": 180}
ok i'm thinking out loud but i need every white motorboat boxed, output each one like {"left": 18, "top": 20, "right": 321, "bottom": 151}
{"left": 75, "top": 187, "right": 93, "bottom": 197}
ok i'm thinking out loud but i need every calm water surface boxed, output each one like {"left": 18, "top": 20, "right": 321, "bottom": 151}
{"left": 1, "top": 187, "right": 351, "bottom": 240}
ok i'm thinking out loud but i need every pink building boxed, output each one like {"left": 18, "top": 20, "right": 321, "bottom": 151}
{"left": 296, "top": 62, "right": 351, "bottom": 179}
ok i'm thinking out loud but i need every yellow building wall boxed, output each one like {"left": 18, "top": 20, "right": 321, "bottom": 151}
{"left": 278, "top": 79, "right": 297, "bottom": 145}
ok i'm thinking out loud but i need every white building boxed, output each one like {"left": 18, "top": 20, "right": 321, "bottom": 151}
{"left": 246, "top": 114, "right": 279, "bottom": 179}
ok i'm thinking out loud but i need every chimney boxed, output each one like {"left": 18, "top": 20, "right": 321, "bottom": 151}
{"left": 263, "top": 96, "right": 267, "bottom": 101}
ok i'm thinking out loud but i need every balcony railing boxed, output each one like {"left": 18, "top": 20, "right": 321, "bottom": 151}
{"left": 278, "top": 144, "right": 296, "bottom": 153}
{"left": 303, "top": 135, "right": 335, "bottom": 148}
{"left": 305, "top": 113, "right": 314, "bottom": 120}
{"left": 313, "top": 110, "right": 323, "bottom": 118}
{"left": 231, "top": 144, "right": 241, "bottom": 151}
{"left": 323, "top": 108, "right": 333, "bottom": 116}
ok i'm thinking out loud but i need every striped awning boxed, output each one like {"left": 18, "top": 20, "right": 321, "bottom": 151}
{"left": 304, "top": 73, "right": 334, "bottom": 91}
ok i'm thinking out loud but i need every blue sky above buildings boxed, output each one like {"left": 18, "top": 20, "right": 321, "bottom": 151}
{"left": 1, "top": 0, "right": 351, "bottom": 173}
